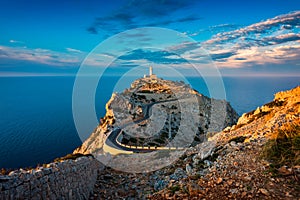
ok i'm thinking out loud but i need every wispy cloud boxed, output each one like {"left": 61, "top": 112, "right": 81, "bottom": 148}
{"left": 118, "top": 49, "right": 186, "bottom": 64}
{"left": 87, "top": 0, "right": 201, "bottom": 35}
{"left": 0, "top": 46, "right": 86, "bottom": 66}
{"left": 204, "top": 11, "right": 300, "bottom": 45}
{"left": 66, "top": 47, "right": 83, "bottom": 53}
{"left": 9, "top": 39, "right": 24, "bottom": 44}
{"left": 2, "top": 11, "right": 300, "bottom": 76}
{"left": 164, "top": 11, "right": 300, "bottom": 69}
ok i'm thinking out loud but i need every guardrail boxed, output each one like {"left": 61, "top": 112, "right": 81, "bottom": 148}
{"left": 104, "top": 97, "right": 190, "bottom": 154}
{"left": 115, "top": 130, "right": 185, "bottom": 151}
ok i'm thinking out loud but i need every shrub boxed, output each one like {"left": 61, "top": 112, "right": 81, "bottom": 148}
{"left": 169, "top": 185, "right": 180, "bottom": 194}
{"left": 228, "top": 136, "right": 247, "bottom": 143}
{"left": 129, "top": 138, "right": 137, "bottom": 143}
{"left": 54, "top": 153, "right": 93, "bottom": 162}
{"left": 261, "top": 121, "right": 300, "bottom": 167}
{"left": 0, "top": 168, "right": 12, "bottom": 175}
{"left": 265, "top": 100, "right": 286, "bottom": 108}
{"left": 245, "top": 110, "right": 255, "bottom": 117}
{"left": 154, "top": 138, "right": 164, "bottom": 144}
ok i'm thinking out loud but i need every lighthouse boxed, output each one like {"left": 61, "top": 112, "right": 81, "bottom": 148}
{"left": 149, "top": 66, "right": 153, "bottom": 76}
{"left": 144, "top": 66, "right": 157, "bottom": 79}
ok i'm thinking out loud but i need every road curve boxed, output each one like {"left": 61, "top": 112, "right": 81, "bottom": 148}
{"left": 104, "top": 98, "right": 184, "bottom": 154}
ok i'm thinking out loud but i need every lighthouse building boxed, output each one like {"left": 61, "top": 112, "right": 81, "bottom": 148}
{"left": 144, "top": 66, "right": 157, "bottom": 79}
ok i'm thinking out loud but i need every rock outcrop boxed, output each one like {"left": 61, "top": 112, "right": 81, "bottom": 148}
{"left": 0, "top": 156, "right": 102, "bottom": 200}
{"left": 89, "top": 86, "right": 299, "bottom": 199}
{"left": 75, "top": 76, "right": 238, "bottom": 154}
{"left": 149, "top": 86, "right": 300, "bottom": 199}
{"left": 220, "top": 85, "right": 300, "bottom": 142}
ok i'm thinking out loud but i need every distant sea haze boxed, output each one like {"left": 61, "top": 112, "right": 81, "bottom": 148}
{"left": 0, "top": 76, "right": 299, "bottom": 168}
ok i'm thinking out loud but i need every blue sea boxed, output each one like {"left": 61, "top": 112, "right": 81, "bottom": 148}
{"left": 0, "top": 76, "right": 299, "bottom": 168}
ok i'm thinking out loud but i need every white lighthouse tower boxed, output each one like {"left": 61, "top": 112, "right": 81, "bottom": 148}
{"left": 144, "top": 65, "right": 157, "bottom": 79}
{"left": 149, "top": 66, "right": 157, "bottom": 79}
{"left": 149, "top": 66, "right": 153, "bottom": 76}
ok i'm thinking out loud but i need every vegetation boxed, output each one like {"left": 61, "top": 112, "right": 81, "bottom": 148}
{"left": 129, "top": 138, "right": 137, "bottom": 143}
{"left": 121, "top": 138, "right": 129, "bottom": 144}
{"left": 193, "top": 136, "right": 201, "bottom": 142}
{"left": 228, "top": 136, "right": 247, "bottom": 143}
{"left": 253, "top": 111, "right": 270, "bottom": 120}
{"left": 154, "top": 138, "right": 165, "bottom": 144}
{"left": 54, "top": 153, "right": 93, "bottom": 162}
{"left": 234, "top": 110, "right": 272, "bottom": 131}
{"left": 245, "top": 109, "right": 255, "bottom": 117}
{"left": 0, "top": 168, "right": 14, "bottom": 175}
{"left": 265, "top": 100, "right": 286, "bottom": 108}
{"left": 261, "top": 121, "right": 300, "bottom": 168}
{"left": 169, "top": 185, "right": 180, "bottom": 195}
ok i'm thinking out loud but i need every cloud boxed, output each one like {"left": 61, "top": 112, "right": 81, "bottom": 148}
{"left": 145, "top": 15, "right": 202, "bottom": 27}
{"left": 103, "top": 11, "right": 300, "bottom": 72}
{"left": 210, "top": 51, "right": 236, "bottom": 61}
{"left": 118, "top": 49, "right": 186, "bottom": 64}
{"left": 87, "top": 0, "right": 201, "bottom": 35}
{"left": 167, "top": 41, "right": 201, "bottom": 54}
{"left": 214, "top": 43, "right": 300, "bottom": 68}
{"left": 204, "top": 11, "right": 300, "bottom": 45}
{"left": 3, "top": 10, "right": 300, "bottom": 77}
{"left": 9, "top": 39, "right": 24, "bottom": 44}
{"left": 0, "top": 46, "right": 86, "bottom": 67}
{"left": 87, "top": 27, "right": 98, "bottom": 34}
{"left": 66, "top": 47, "right": 83, "bottom": 53}
{"left": 161, "top": 11, "right": 300, "bottom": 70}
{"left": 262, "top": 33, "right": 300, "bottom": 45}
{"left": 208, "top": 24, "right": 242, "bottom": 34}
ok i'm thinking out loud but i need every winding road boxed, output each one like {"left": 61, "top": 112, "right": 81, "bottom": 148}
{"left": 103, "top": 98, "right": 183, "bottom": 154}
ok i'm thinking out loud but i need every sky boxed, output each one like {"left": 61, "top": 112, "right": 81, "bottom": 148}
{"left": 0, "top": 0, "right": 300, "bottom": 77}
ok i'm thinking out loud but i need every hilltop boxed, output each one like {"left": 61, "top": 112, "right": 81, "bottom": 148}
{"left": 74, "top": 75, "right": 238, "bottom": 155}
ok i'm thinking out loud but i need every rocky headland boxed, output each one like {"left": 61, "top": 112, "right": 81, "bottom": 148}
{"left": 1, "top": 76, "right": 299, "bottom": 200}
{"left": 74, "top": 76, "right": 238, "bottom": 155}
{"left": 86, "top": 82, "right": 299, "bottom": 199}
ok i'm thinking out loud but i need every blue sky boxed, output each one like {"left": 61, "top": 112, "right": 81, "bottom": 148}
{"left": 0, "top": 0, "right": 300, "bottom": 76}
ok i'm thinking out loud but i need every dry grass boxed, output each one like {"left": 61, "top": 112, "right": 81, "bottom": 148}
{"left": 261, "top": 120, "right": 300, "bottom": 167}
{"left": 54, "top": 153, "right": 93, "bottom": 162}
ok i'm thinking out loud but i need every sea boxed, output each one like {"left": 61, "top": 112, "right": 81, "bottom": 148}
{"left": 0, "top": 76, "right": 299, "bottom": 169}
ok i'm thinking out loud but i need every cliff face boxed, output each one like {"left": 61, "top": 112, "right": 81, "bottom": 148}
{"left": 89, "top": 86, "right": 299, "bottom": 199}
{"left": 0, "top": 156, "right": 101, "bottom": 199}
{"left": 74, "top": 76, "right": 239, "bottom": 154}
{"left": 147, "top": 86, "right": 300, "bottom": 199}
{"left": 3, "top": 85, "right": 298, "bottom": 200}
{"left": 217, "top": 86, "right": 300, "bottom": 143}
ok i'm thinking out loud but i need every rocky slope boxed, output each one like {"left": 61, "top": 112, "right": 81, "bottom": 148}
{"left": 74, "top": 76, "right": 238, "bottom": 154}
{"left": 0, "top": 155, "right": 101, "bottom": 199}
{"left": 89, "top": 86, "right": 300, "bottom": 199}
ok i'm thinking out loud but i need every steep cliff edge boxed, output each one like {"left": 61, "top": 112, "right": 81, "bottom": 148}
{"left": 74, "top": 76, "right": 238, "bottom": 154}
{"left": 89, "top": 86, "right": 299, "bottom": 199}
{"left": 0, "top": 155, "right": 102, "bottom": 199}
{"left": 148, "top": 86, "right": 300, "bottom": 199}
{"left": 215, "top": 85, "right": 300, "bottom": 144}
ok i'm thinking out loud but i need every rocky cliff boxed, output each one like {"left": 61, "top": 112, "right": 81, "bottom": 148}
{"left": 0, "top": 155, "right": 102, "bottom": 200}
{"left": 89, "top": 86, "right": 299, "bottom": 199}
{"left": 1, "top": 84, "right": 298, "bottom": 200}
{"left": 74, "top": 76, "right": 238, "bottom": 154}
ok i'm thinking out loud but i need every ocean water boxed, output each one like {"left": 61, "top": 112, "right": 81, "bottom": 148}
{"left": 0, "top": 76, "right": 299, "bottom": 168}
